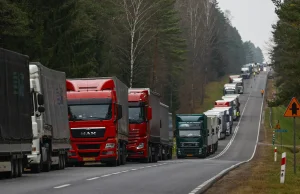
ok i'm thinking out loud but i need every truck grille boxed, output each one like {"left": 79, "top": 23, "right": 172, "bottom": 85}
{"left": 78, "top": 152, "right": 100, "bottom": 157}
{"left": 181, "top": 148, "right": 199, "bottom": 154}
{"left": 71, "top": 127, "right": 105, "bottom": 138}
{"left": 77, "top": 144, "right": 100, "bottom": 150}
{"left": 181, "top": 142, "right": 199, "bottom": 147}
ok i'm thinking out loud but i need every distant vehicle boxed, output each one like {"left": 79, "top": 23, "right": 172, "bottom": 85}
{"left": 204, "top": 110, "right": 227, "bottom": 140}
{"left": 232, "top": 77, "right": 244, "bottom": 94}
{"left": 212, "top": 106, "right": 233, "bottom": 135}
{"left": 175, "top": 114, "right": 210, "bottom": 158}
{"left": 229, "top": 75, "right": 241, "bottom": 83}
{"left": 223, "top": 83, "right": 238, "bottom": 95}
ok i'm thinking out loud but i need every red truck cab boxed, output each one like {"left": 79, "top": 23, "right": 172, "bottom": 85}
{"left": 127, "top": 88, "right": 160, "bottom": 163}
{"left": 66, "top": 77, "right": 128, "bottom": 167}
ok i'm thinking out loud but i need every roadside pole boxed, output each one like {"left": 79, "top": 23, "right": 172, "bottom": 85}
{"left": 283, "top": 97, "right": 300, "bottom": 175}
{"left": 293, "top": 117, "right": 296, "bottom": 174}
{"left": 280, "top": 152, "right": 286, "bottom": 184}
{"left": 274, "top": 147, "right": 277, "bottom": 162}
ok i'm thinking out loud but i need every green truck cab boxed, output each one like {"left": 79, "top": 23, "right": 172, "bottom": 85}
{"left": 175, "top": 114, "right": 208, "bottom": 158}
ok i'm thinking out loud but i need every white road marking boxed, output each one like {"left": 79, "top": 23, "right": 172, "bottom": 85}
{"left": 86, "top": 177, "right": 99, "bottom": 181}
{"left": 53, "top": 159, "right": 176, "bottom": 189}
{"left": 188, "top": 75, "right": 266, "bottom": 194}
{"left": 54, "top": 184, "right": 71, "bottom": 189}
{"left": 101, "top": 174, "right": 112, "bottom": 177}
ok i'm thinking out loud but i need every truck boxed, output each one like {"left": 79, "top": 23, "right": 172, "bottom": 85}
{"left": 127, "top": 88, "right": 160, "bottom": 163}
{"left": 223, "top": 83, "right": 238, "bottom": 95}
{"left": 175, "top": 114, "right": 209, "bottom": 158}
{"left": 215, "top": 100, "right": 237, "bottom": 121}
{"left": 0, "top": 48, "right": 33, "bottom": 178}
{"left": 66, "top": 77, "right": 128, "bottom": 166}
{"left": 27, "top": 62, "right": 70, "bottom": 173}
{"left": 168, "top": 113, "right": 174, "bottom": 159}
{"left": 232, "top": 77, "right": 244, "bottom": 94}
{"left": 229, "top": 75, "right": 240, "bottom": 83}
{"left": 222, "top": 95, "right": 241, "bottom": 117}
{"left": 212, "top": 106, "right": 233, "bottom": 135}
{"left": 241, "top": 66, "right": 251, "bottom": 79}
{"left": 159, "top": 103, "right": 172, "bottom": 160}
{"left": 204, "top": 110, "right": 227, "bottom": 140}
{"left": 203, "top": 111, "right": 219, "bottom": 153}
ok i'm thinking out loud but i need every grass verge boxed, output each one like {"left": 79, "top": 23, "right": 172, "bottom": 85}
{"left": 195, "top": 76, "right": 228, "bottom": 113}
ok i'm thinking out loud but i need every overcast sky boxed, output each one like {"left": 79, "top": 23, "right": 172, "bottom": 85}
{"left": 217, "top": 0, "right": 278, "bottom": 62}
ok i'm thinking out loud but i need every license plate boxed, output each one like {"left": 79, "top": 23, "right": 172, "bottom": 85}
{"left": 187, "top": 154, "right": 193, "bottom": 157}
{"left": 83, "top": 157, "right": 96, "bottom": 162}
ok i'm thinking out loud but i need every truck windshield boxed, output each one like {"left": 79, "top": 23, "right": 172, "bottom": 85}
{"left": 179, "top": 130, "right": 201, "bottom": 137}
{"left": 68, "top": 104, "right": 112, "bottom": 121}
{"left": 129, "top": 106, "right": 145, "bottom": 124}
{"left": 225, "top": 90, "right": 235, "bottom": 94}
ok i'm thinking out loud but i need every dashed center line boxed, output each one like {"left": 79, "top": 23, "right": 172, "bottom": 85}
{"left": 53, "top": 162, "right": 175, "bottom": 189}
{"left": 54, "top": 184, "right": 71, "bottom": 189}
{"left": 86, "top": 177, "right": 99, "bottom": 181}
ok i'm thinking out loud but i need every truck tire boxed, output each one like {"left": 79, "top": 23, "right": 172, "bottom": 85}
{"left": 62, "top": 154, "right": 66, "bottom": 169}
{"left": 120, "top": 144, "right": 126, "bottom": 165}
{"left": 17, "top": 159, "right": 23, "bottom": 177}
{"left": 152, "top": 147, "right": 158, "bottom": 163}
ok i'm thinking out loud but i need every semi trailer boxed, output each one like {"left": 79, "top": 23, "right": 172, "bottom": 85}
{"left": 0, "top": 48, "right": 33, "bottom": 178}
{"left": 27, "top": 62, "right": 70, "bottom": 173}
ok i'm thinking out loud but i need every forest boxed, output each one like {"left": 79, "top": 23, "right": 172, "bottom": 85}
{"left": 271, "top": 0, "right": 300, "bottom": 105}
{"left": 1, "top": 0, "right": 264, "bottom": 113}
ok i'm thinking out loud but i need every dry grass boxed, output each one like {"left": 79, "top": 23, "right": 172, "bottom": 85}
{"left": 194, "top": 76, "right": 228, "bottom": 113}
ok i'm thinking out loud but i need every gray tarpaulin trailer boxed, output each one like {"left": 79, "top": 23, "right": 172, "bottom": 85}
{"left": 0, "top": 48, "right": 32, "bottom": 178}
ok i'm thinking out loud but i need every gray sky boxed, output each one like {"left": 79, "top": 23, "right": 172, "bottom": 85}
{"left": 217, "top": 0, "right": 278, "bottom": 62}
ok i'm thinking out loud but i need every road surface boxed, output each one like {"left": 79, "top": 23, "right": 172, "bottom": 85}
{"left": 0, "top": 71, "right": 267, "bottom": 194}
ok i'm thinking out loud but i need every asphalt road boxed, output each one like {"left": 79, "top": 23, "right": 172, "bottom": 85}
{"left": 0, "top": 71, "right": 267, "bottom": 194}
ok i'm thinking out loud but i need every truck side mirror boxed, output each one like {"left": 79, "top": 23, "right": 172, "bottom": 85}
{"left": 147, "top": 107, "right": 152, "bottom": 120}
{"left": 38, "top": 106, "right": 45, "bottom": 113}
{"left": 117, "top": 104, "right": 122, "bottom": 120}
{"left": 37, "top": 94, "right": 44, "bottom": 105}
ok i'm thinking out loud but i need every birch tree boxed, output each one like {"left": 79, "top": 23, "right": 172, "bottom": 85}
{"left": 113, "top": 0, "right": 160, "bottom": 87}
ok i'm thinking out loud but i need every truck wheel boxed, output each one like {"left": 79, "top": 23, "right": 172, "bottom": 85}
{"left": 59, "top": 155, "right": 63, "bottom": 170}
{"left": 17, "top": 159, "right": 23, "bottom": 177}
{"left": 62, "top": 155, "right": 66, "bottom": 169}
{"left": 152, "top": 148, "right": 158, "bottom": 163}
{"left": 12, "top": 159, "right": 17, "bottom": 178}
{"left": 121, "top": 144, "right": 126, "bottom": 165}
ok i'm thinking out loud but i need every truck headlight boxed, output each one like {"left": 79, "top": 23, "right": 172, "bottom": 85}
{"left": 137, "top": 143, "right": 144, "bottom": 149}
{"left": 199, "top": 149, "right": 202, "bottom": 154}
{"left": 105, "top": 143, "right": 115, "bottom": 149}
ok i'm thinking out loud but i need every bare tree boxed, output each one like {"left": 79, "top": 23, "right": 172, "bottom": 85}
{"left": 113, "top": 0, "right": 160, "bottom": 87}
{"left": 176, "top": 0, "right": 218, "bottom": 112}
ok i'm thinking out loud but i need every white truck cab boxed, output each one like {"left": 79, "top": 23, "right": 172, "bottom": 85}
{"left": 203, "top": 111, "right": 220, "bottom": 151}
{"left": 212, "top": 107, "right": 232, "bottom": 135}
{"left": 204, "top": 110, "right": 227, "bottom": 140}
{"left": 232, "top": 78, "right": 243, "bottom": 94}
{"left": 224, "top": 83, "right": 238, "bottom": 95}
